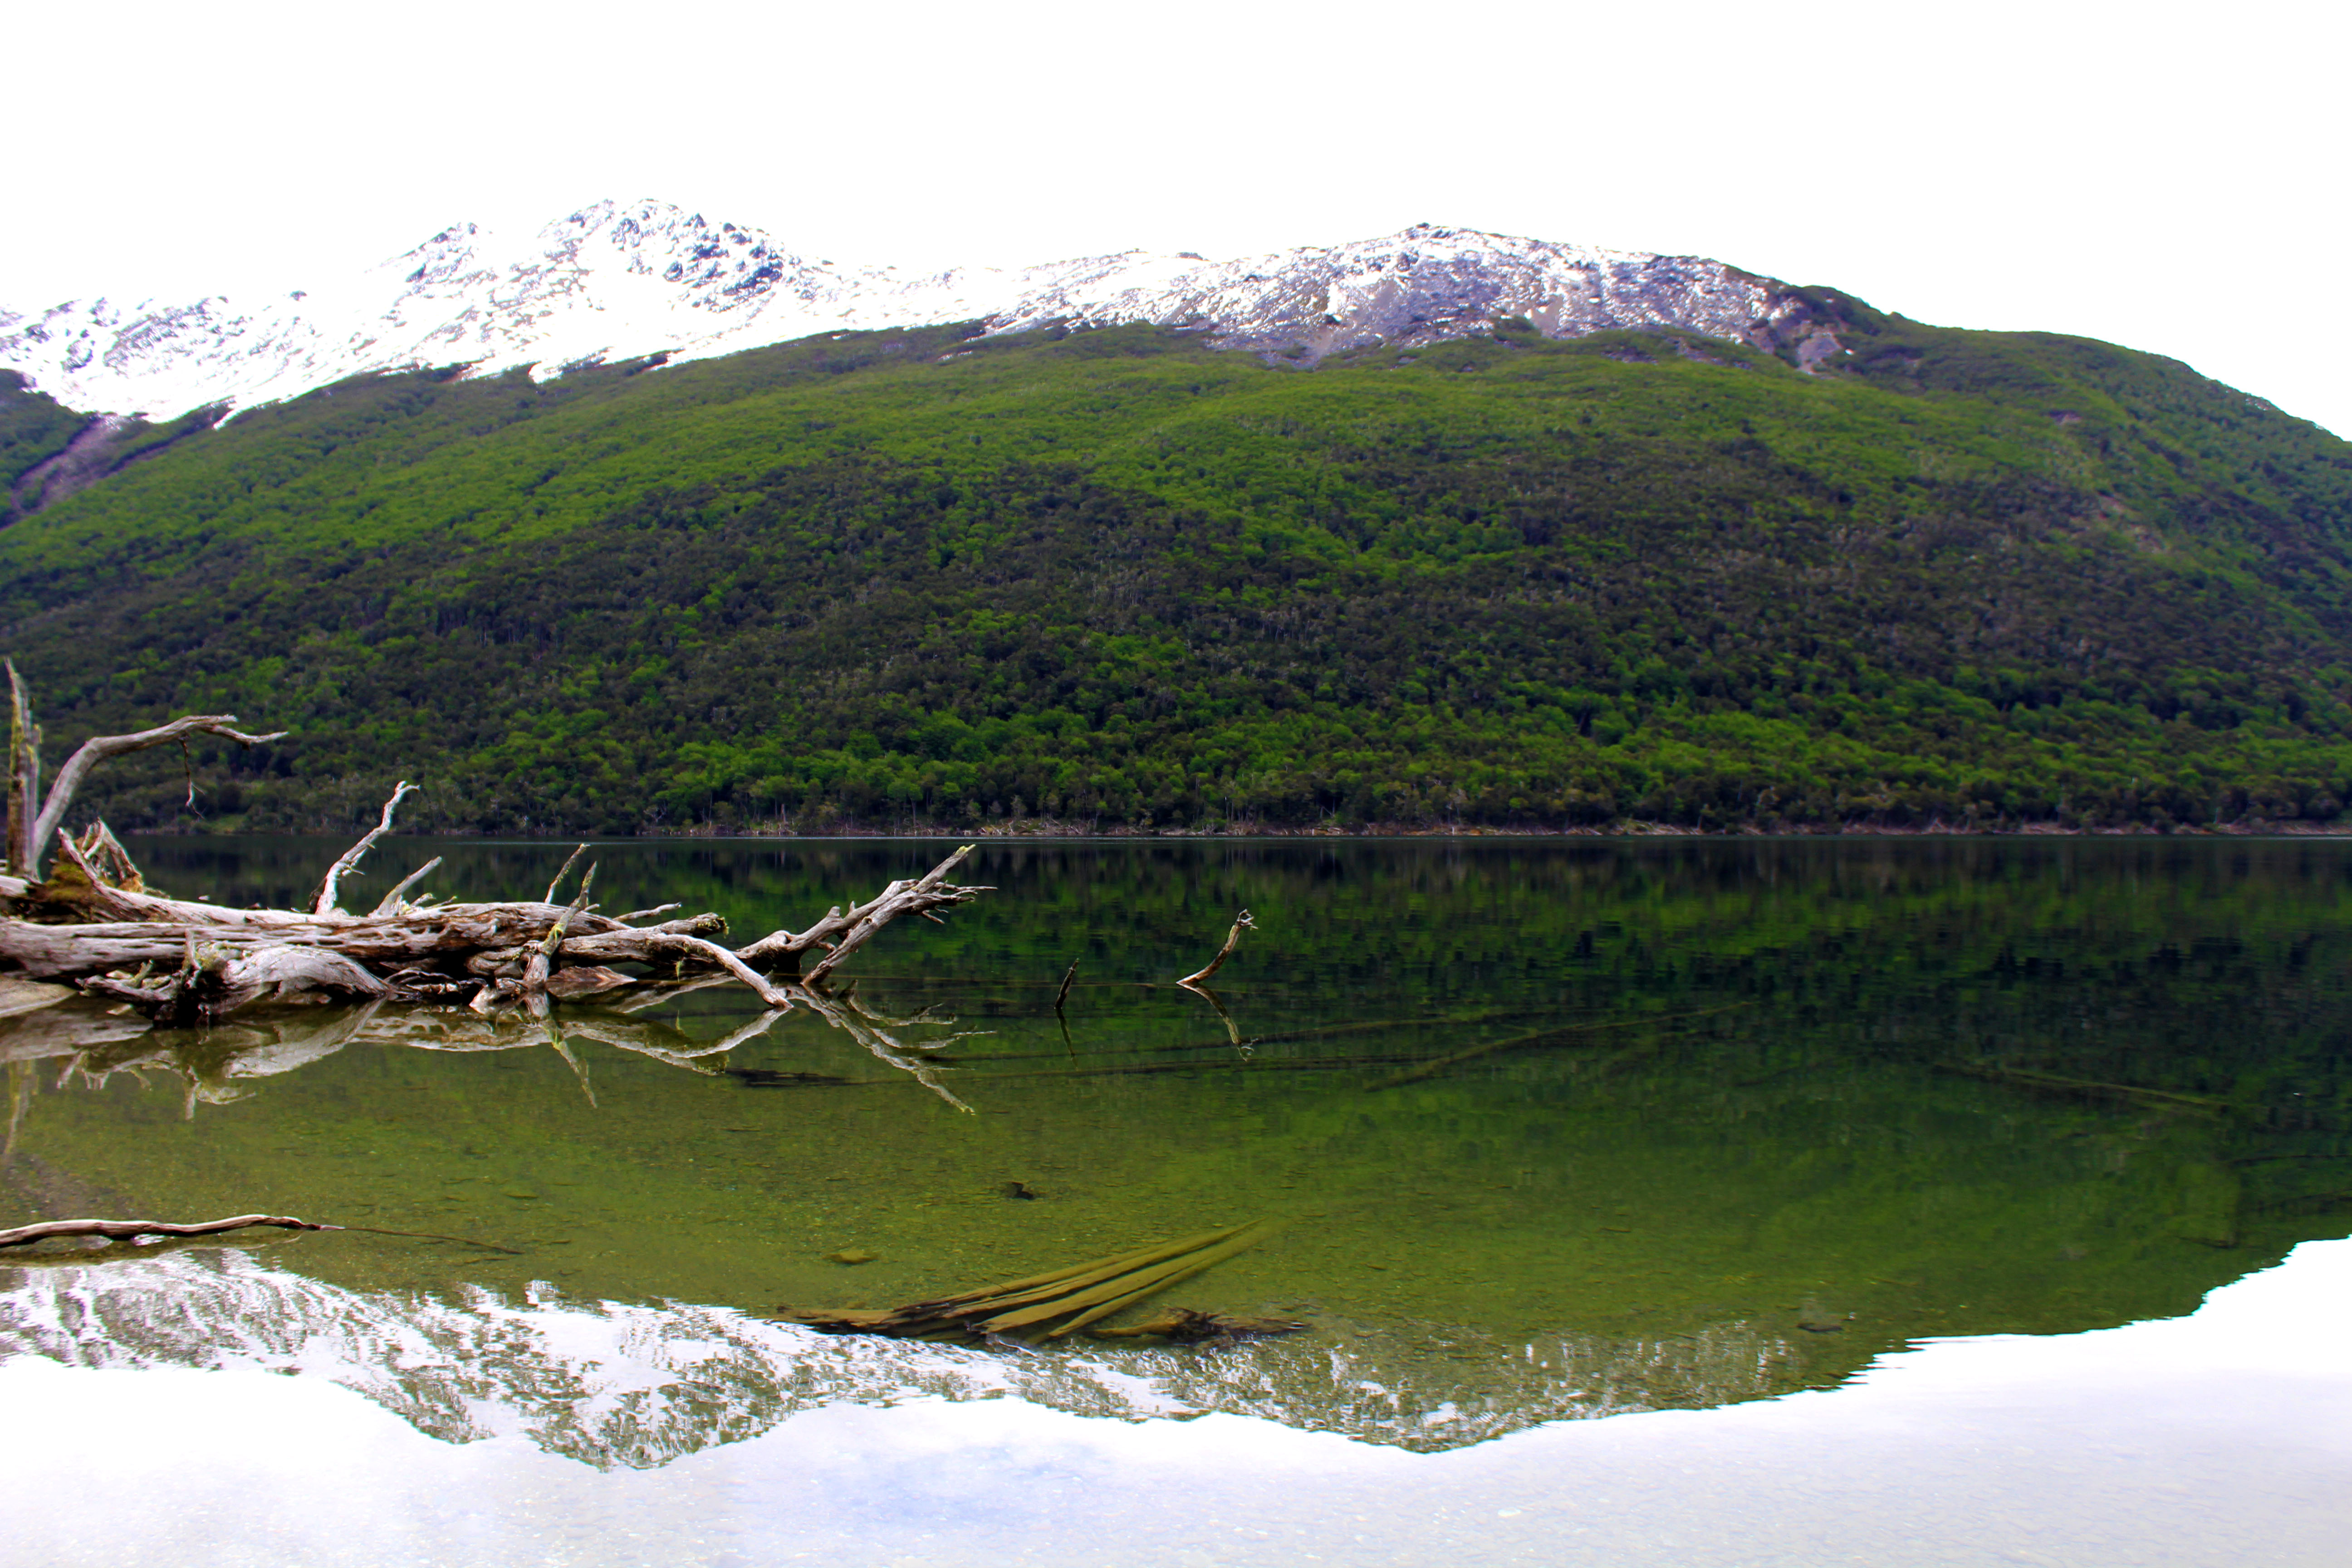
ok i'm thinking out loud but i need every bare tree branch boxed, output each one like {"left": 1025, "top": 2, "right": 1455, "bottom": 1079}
{"left": 28, "top": 715, "right": 287, "bottom": 877}
{"left": 369, "top": 856, "right": 443, "bottom": 916}
{"left": 543, "top": 842, "right": 590, "bottom": 906}
{"left": 776, "top": 845, "right": 988, "bottom": 984}
{"left": 310, "top": 781, "right": 418, "bottom": 916}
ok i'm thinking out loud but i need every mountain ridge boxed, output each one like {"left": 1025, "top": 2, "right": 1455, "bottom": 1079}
{"left": 3, "top": 297, "right": 2349, "bottom": 838}
{"left": 0, "top": 202, "right": 1833, "bottom": 421}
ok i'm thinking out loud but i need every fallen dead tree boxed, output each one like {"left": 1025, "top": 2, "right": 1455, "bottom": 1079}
{"left": 0, "top": 829, "right": 985, "bottom": 1023}
{"left": 0, "top": 678, "right": 990, "bottom": 1024}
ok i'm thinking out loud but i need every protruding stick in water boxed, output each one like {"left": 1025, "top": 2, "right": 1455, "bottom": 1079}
{"left": 1180, "top": 910, "right": 1255, "bottom": 987}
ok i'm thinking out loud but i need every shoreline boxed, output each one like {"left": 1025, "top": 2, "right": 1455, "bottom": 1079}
{"left": 116, "top": 817, "right": 2352, "bottom": 842}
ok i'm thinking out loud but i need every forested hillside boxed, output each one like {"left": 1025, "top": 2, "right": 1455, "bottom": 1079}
{"left": 2, "top": 299, "right": 2349, "bottom": 836}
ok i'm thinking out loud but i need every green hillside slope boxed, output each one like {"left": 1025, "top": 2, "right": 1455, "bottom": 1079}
{"left": 1, "top": 301, "right": 2349, "bottom": 836}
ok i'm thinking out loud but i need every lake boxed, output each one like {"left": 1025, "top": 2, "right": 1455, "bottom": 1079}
{"left": 2, "top": 836, "right": 2348, "bottom": 1565}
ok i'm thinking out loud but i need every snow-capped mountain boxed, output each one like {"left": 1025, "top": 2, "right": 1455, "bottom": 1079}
{"left": 0, "top": 201, "right": 1823, "bottom": 420}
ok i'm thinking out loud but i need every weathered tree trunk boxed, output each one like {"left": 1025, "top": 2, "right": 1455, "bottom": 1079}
{"left": 5, "top": 663, "right": 39, "bottom": 877}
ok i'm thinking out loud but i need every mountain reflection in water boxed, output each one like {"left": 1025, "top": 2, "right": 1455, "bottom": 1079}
{"left": 0, "top": 1248, "right": 1788, "bottom": 1464}
{"left": 2, "top": 837, "right": 2348, "bottom": 1468}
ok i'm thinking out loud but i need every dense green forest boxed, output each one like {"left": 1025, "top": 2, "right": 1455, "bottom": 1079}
{"left": 2, "top": 295, "right": 2350, "bottom": 835}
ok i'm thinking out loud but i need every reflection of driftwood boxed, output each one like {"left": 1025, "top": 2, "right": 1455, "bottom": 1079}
{"left": 564, "top": 1008, "right": 788, "bottom": 1073}
{"left": 793, "top": 987, "right": 982, "bottom": 1112}
{"left": 54, "top": 1000, "right": 387, "bottom": 1119}
{"left": 789, "top": 1220, "right": 1284, "bottom": 1341}
{"left": 1179, "top": 909, "right": 1254, "bottom": 988}
{"left": 725, "top": 1067, "right": 854, "bottom": 1088}
{"left": 969, "top": 1008, "right": 1557, "bottom": 1070}
{"left": 1, "top": 1007, "right": 167, "bottom": 1063}
{"left": 5, "top": 978, "right": 980, "bottom": 1143}
{"left": 972, "top": 1052, "right": 1430, "bottom": 1084}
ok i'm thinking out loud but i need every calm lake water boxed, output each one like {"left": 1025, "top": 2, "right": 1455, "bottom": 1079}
{"left": 3, "top": 836, "right": 2348, "bottom": 1565}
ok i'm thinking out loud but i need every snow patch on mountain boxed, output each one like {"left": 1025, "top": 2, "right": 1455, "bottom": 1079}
{"left": 0, "top": 201, "right": 1810, "bottom": 420}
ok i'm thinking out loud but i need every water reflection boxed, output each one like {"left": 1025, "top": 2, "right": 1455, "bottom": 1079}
{"left": 0, "top": 1247, "right": 1797, "bottom": 1464}
{"left": 2, "top": 838, "right": 2348, "bottom": 1467}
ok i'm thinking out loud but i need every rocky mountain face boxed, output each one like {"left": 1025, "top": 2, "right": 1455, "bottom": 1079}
{"left": 0, "top": 201, "right": 1828, "bottom": 418}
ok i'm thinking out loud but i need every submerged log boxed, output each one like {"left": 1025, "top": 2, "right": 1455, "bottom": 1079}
{"left": 786, "top": 1219, "right": 1289, "bottom": 1342}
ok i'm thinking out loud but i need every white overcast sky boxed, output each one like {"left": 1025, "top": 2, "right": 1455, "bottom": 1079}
{"left": 10, "top": 0, "right": 2347, "bottom": 435}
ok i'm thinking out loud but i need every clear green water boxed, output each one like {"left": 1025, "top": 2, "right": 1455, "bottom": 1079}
{"left": 4, "top": 836, "right": 2349, "bottom": 1467}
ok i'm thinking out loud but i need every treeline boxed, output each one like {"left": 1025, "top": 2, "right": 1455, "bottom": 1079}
{"left": 2, "top": 310, "right": 2349, "bottom": 835}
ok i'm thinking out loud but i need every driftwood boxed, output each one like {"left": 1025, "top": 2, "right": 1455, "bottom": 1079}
{"left": 311, "top": 780, "right": 418, "bottom": 915}
{"left": 0, "top": 976, "right": 72, "bottom": 1020}
{"left": 0, "top": 784, "right": 988, "bottom": 1024}
{"left": 0, "top": 682, "right": 996, "bottom": 1123}
{"left": 1179, "top": 909, "right": 1254, "bottom": 988}
{"left": 787, "top": 1220, "right": 1289, "bottom": 1342}
{"left": 543, "top": 842, "right": 590, "bottom": 906}
{"left": 1, "top": 665, "right": 287, "bottom": 879}
{"left": 735, "top": 843, "right": 989, "bottom": 982}
{"left": 0, "top": 1213, "right": 333, "bottom": 1248}
{"left": 0, "top": 1211, "right": 522, "bottom": 1254}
